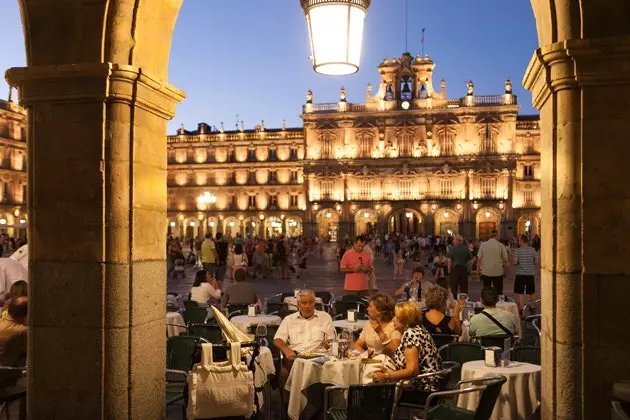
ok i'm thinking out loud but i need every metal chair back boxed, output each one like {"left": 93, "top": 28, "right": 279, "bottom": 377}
{"left": 475, "top": 334, "right": 514, "bottom": 349}
{"left": 188, "top": 323, "right": 224, "bottom": 345}
{"left": 227, "top": 304, "right": 249, "bottom": 318}
{"left": 182, "top": 307, "right": 209, "bottom": 325}
{"left": 430, "top": 333, "right": 459, "bottom": 349}
{"left": 325, "top": 382, "right": 401, "bottom": 420}
{"left": 438, "top": 342, "right": 484, "bottom": 365}
{"left": 510, "top": 345, "right": 541, "bottom": 365}
{"left": 166, "top": 336, "right": 209, "bottom": 372}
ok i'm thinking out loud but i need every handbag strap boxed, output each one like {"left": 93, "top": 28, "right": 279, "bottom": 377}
{"left": 481, "top": 310, "right": 513, "bottom": 337}
{"left": 201, "top": 342, "right": 214, "bottom": 368}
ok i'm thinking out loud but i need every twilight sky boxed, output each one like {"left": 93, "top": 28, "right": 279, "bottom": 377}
{"left": 0, "top": 1, "right": 538, "bottom": 134}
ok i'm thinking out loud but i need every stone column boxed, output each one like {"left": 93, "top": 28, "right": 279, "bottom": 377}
{"left": 6, "top": 63, "right": 184, "bottom": 419}
{"left": 524, "top": 36, "right": 630, "bottom": 418}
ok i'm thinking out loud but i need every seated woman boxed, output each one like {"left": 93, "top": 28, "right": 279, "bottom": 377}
{"left": 422, "top": 285, "right": 464, "bottom": 335}
{"left": 353, "top": 293, "right": 401, "bottom": 358}
{"left": 435, "top": 277, "right": 456, "bottom": 309}
{"left": 189, "top": 270, "right": 222, "bottom": 306}
{"left": 372, "top": 302, "right": 442, "bottom": 397}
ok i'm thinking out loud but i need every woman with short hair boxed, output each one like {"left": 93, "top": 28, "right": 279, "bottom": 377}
{"left": 353, "top": 293, "right": 402, "bottom": 357}
{"left": 422, "top": 285, "right": 464, "bottom": 335}
{"left": 189, "top": 270, "right": 221, "bottom": 306}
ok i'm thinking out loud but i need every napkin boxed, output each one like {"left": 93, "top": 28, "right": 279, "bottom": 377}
{"left": 310, "top": 356, "right": 330, "bottom": 365}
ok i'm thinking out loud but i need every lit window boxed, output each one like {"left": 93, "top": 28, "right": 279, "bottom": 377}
{"left": 321, "top": 181, "right": 334, "bottom": 200}
{"left": 481, "top": 178, "right": 497, "bottom": 199}
{"left": 524, "top": 190, "right": 534, "bottom": 206}
{"left": 290, "top": 195, "right": 299, "bottom": 207}
{"left": 399, "top": 180, "right": 412, "bottom": 200}
{"left": 359, "top": 180, "right": 372, "bottom": 200}
{"left": 440, "top": 179, "right": 454, "bottom": 197}
{"left": 439, "top": 131, "right": 455, "bottom": 156}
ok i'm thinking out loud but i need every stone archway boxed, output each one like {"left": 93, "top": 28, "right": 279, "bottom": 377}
{"left": 433, "top": 207, "right": 459, "bottom": 236}
{"left": 475, "top": 207, "right": 501, "bottom": 240}
{"left": 355, "top": 208, "right": 378, "bottom": 235}
{"left": 5, "top": 0, "right": 630, "bottom": 418}
{"left": 386, "top": 208, "right": 424, "bottom": 235}
{"left": 316, "top": 208, "right": 339, "bottom": 241}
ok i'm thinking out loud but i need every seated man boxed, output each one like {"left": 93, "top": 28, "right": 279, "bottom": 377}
{"left": 273, "top": 290, "right": 335, "bottom": 362}
{"left": 0, "top": 297, "right": 27, "bottom": 420}
{"left": 221, "top": 268, "right": 258, "bottom": 309}
{"left": 394, "top": 267, "right": 433, "bottom": 300}
{"left": 469, "top": 287, "right": 517, "bottom": 337}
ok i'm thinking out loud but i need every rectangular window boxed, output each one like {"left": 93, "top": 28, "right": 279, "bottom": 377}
{"left": 398, "top": 135, "right": 413, "bottom": 157}
{"left": 359, "top": 180, "right": 372, "bottom": 200}
{"left": 523, "top": 190, "right": 534, "bottom": 206}
{"left": 480, "top": 129, "right": 495, "bottom": 154}
{"left": 440, "top": 132, "right": 455, "bottom": 156}
{"left": 321, "top": 181, "right": 333, "bottom": 200}
{"left": 398, "top": 180, "right": 412, "bottom": 200}
{"left": 248, "top": 195, "right": 256, "bottom": 208}
{"left": 3, "top": 183, "right": 10, "bottom": 202}
{"left": 290, "top": 170, "right": 298, "bottom": 182}
{"left": 524, "top": 165, "right": 534, "bottom": 178}
{"left": 230, "top": 195, "right": 237, "bottom": 209}
{"left": 290, "top": 195, "right": 298, "bottom": 207}
{"left": 269, "top": 195, "right": 278, "bottom": 207}
{"left": 268, "top": 149, "right": 277, "bottom": 161}
{"left": 440, "top": 179, "right": 454, "bottom": 197}
{"left": 358, "top": 135, "right": 373, "bottom": 158}
{"left": 21, "top": 185, "right": 27, "bottom": 204}
{"left": 268, "top": 171, "right": 276, "bottom": 183}
{"left": 290, "top": 148, "right": 298, "bottom": 160}
{"left": 481, "top": 178, "right": 497, "bottom": 198}
{"left": 248, "top": 149, "right": 256, "bottom": 161}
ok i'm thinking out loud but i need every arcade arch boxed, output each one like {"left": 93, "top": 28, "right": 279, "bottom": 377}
{"left": 355, "top": 208, "right": 378, "bottom": 235}
{"left": 316, "top": 209, "right": 339, "bottom": 242}
{"left": 434, "top": 208, "right": 459, "bottom": 236}
{"left": 285, "top": 216, "right": 303, "bottom": 238}
{"left": 518, "top": 214, "right": 540, "bottom": 236}
{"left": 387, "top": 208, "right": 424, "bottom": 235}
{"left": 476, "top": 207, "right": 501, "bottom": 240}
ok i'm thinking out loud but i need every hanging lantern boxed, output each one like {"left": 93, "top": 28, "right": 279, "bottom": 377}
{"left": 301, "top": 0, "right": 371, "bottom": 76}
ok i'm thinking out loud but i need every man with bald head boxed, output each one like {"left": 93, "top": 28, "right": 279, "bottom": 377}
{"left": 447, "top": 235, "right": 473, "bottom": 297}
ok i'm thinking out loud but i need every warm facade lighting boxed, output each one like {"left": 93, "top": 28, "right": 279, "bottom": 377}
{"left": 485, "top": 211, "right": 491, "bottom": 218}
{"left": 444, "top": 211, "right": 450, "bottom": 218}
{"left": 197, "top": 191, "right": 217, "bottom": 206}
{"left": 326, "top": 212, "right": 332, "bottom": 218}
{"left": 169, "top": 222, "right": 176, "bottom": 227}
{"left": 405, "top": 212, "right": 413, "bottom": 219}
{"left": 301, "top": 0, "right": 371, "bottom": 76}
{"left": 259, "top": 214, "right": 265, "bottom": 220}
{"left": 364, "top": 212, "right": 370, "bottom": 218}
{"left": 189, "top": 222, "right": 196, "bottom": 227}
{"left": 19, "top": 219, "right": 26, "bottom": 224}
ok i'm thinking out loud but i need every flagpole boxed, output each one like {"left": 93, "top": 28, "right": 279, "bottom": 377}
{"left": 405, "top": 0, "right": 408, "bottom": 53}
{"left": 421, "top": 28, "right": 425, "bottom": 58}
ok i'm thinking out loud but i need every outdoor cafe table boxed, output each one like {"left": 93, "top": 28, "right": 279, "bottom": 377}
{"left": 166, "top": 311, "right": 186, "bottom": 337}
{"left": 458, "top": 360, "right": 541, "bottom": 420}
{"left": 230, "top": 314, "right": 282, "bottom": 334}
{"left": 285, "top": 357, "right": 363, "bottom": 420}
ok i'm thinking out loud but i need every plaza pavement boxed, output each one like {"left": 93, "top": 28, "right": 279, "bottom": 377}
{"left": 167, "top": 242, "right": 541, "bottom": 305}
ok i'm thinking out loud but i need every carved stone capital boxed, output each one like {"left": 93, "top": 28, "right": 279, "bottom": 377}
{"left": 524, "top": 35, "right": 630, "bottom": 109}
{"left": 6, "top": 63, "right": 185, "bottom": 120}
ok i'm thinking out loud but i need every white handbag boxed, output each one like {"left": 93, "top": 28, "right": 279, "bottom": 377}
{"left": 187, "top": 342, "right": 255, "bottom": 419}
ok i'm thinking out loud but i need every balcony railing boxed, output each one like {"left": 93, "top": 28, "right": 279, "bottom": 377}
{"left": 304, "top": 95, "right": 518, "bottom": 114}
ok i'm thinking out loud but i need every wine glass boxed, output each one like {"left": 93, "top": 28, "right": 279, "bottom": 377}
{"left": 338, "top": 329, "right": 352, "bottom": 359}
{"left": 255, "top": 324, "right": 268, "bottom": 347}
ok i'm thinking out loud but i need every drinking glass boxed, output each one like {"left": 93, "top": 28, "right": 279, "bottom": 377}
{"left": 255, "top": 324, "right": 268, "bottom": 347}
{"left": 499, "top": 295, "right": 505, "bottom": 304}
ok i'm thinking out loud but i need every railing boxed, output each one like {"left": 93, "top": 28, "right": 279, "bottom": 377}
{"left": 516, "top": 120, "right": 539, "bottom": 130}
{"left": 167, "top": 131, "right": 304, "bottom": 144}
{"left": 471, "top": 95, "right": 517, "bottom": 106}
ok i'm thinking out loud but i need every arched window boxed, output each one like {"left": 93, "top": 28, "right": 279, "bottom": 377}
{"left": 357, "top": 132, "right": 373, "bottom": 158}
{"left": 419, "top": 83, "right": 428, "bottom": 99}
{"left": 320, "top": 134, "right": 334, "bottom": 159}
{"left": 480, "top": 124, "right": 496, "bottom": 154}
{"left": 439, "top": 131, "right": 455, "bottom": 156}
{"left": 397, "top": 132, "right": 413, "bottom": 157}
{"left": 385, "top": 84, "right": 393, "bottom": 101}
{"left": 400, "top": 76, "right": 412, "bottom": 100}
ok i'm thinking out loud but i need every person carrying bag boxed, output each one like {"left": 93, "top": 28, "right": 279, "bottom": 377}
{"left": 187, "top": 342, "right": 255, "bottom": 419}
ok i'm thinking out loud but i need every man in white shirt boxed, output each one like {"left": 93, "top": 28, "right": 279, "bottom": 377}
{"left": 273, "top": 290, "right": 335, "bottom": 361}
{"left": 476, "top": 230, "right": 509, "bottom": 294}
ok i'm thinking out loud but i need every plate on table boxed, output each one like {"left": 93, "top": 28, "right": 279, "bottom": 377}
{"left": 296, "top": 352, "right": 327, "bottom": 360}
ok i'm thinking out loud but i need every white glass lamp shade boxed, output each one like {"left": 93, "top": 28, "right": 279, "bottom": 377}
{"left": 301, "top": 0, "right": 370, "bottom": 76}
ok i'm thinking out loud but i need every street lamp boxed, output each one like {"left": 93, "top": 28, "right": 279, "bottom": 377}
{"left": 196, "top": 191, "right": 217, "bottom": 207}
{"left": 301, "top": 0, "right": 371, "bottom": 76}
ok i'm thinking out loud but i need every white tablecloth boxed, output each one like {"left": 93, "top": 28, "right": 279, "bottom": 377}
{"left": 166, "top": 312, "right": 186, "bottom": 337}
{"left": 231, "top": 314, "right": 282, "bottom": 334}
{"left": 333, "top": 319, "right": 367, "bottom": 332}
{"left": 458, "top": 360, "right": 541, "bottom": 420}
{"left": 284, "top": 296, "right": 324, "bottom": 311}
{"left": 285, "top": 358, "right": 363, "bottom": 420}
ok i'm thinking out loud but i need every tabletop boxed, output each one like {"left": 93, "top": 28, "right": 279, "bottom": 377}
{"left": 458, "top": 360, "right": 541, "bottom": 420}
{"left": 285, "top": 357, "right": 363, "bottom": 420}
{"left": 166, "top": 312, "right": 186, "bottom": 337}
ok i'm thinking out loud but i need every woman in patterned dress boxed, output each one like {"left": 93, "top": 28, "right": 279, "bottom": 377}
{"left": 372, "top": 301, "right": 442, "bottom": 395}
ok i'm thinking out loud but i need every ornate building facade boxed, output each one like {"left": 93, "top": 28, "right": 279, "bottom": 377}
{"left": 167, "top": 122, "right": 307, "bottom": 239}
{"left": 168, "top": 52, "right": 541, "bottom": 241}
{"left": 0, "top": 95, "right": 27, "bottom": 238}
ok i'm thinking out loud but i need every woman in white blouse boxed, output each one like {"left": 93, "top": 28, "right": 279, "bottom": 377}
{"left": 353, "top": 293, "right": 402, "bottom": 357}
{"left": 189, "top": 270, "right": 222, "bottom": 306}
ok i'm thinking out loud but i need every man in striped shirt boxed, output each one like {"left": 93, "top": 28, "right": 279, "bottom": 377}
{"left": 513, "top": 235, "right": 538, "bottom": 311}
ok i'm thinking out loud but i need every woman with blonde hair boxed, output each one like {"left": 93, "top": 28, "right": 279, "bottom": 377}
{"left": 422, "top": 285, "right": 465, "bottom": 335}
{"left": 372, "top": 301, "right": 441, "bottom": 395}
